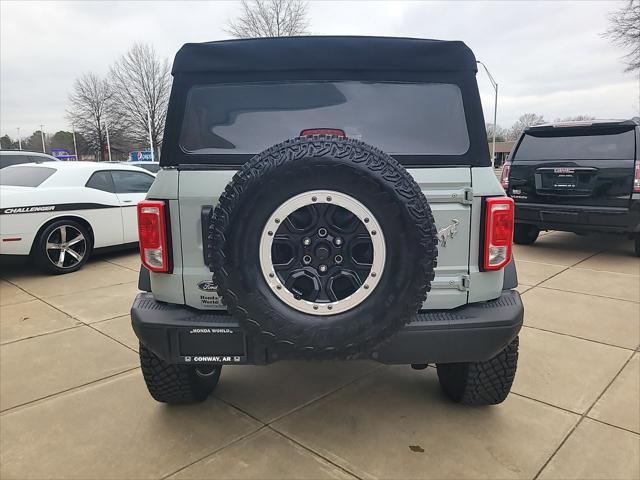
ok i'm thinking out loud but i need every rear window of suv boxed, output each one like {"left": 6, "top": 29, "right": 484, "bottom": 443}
{"left": 180, "top": 81, "right": 470, "bottom": 156}
{"left": 513, "top": 126, "right": 636, "bottom": 161}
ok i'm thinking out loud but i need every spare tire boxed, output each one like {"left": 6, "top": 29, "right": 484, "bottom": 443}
{"left": 211, "top": 135, "right": 438, "bottom": 358}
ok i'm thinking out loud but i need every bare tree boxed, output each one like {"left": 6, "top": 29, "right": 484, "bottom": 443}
{"left": 67, "top": 73, "right": 114, "bottom": 161}
{"left": 485, "top": 123, "right": 508, "bottom": 142}
{"left": 605, "top": 0, "right": 640, "bottom": 72}
{"left": 0, "top": 135, "right": 15, "bottom": 150}
{"left": 109, "top": 43, "right": 171, "bottom": 159}
{"left": 507, "top": 113, "right": 546, "bottom": 140}
{"left": 226, "top": 0, "right": 309, "bottom": 38}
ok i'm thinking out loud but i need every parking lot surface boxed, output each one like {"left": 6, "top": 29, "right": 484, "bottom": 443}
{"left": 1, "top": 232, "right": 638, "bottom": 479}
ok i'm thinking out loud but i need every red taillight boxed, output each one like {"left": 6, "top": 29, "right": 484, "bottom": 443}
{"left": 634, "top": 163, "right": 640, "bottom": 193}
{"left": 483, "top": 197, "right": 514, "bottom": 271}
{"left": 137, "top": 200, "right": 170, "bottom": 273}
{"left": 500, "top": 161, "right": 511, "bottom": 191}
{"left": 300, "top": 128, "right": 346, "bottom": 137}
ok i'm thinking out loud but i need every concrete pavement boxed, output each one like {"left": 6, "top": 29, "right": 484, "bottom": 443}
{"left": 1, "top": 232, "right": 638, "bottom": 479}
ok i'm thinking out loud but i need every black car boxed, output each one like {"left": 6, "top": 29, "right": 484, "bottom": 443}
{"left": 502, "top": 119, "right": 640, "bottom": 255}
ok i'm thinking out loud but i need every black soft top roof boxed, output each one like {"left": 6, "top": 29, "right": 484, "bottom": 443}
{"left": 162, "top": 36, "right": 490, "bottom": 168}
{"left": 172, "top": 36, "right": 478, "bottom": 75}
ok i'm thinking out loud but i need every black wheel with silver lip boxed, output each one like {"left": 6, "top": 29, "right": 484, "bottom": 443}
{"left": 32, "top": 219, "right": 92, "bottom": 274}
{"left": 260, "top": 190, "right": 385, "bottom": 316}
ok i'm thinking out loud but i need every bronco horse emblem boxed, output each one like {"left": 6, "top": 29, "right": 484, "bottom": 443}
{"left": 437, "top": 219, "right": 460, "bottom": 247}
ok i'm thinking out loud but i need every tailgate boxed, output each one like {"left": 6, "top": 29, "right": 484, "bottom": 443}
{"left": 177, "top": 168, "right": 474, "bottom": 311}
{"left": 509, "top": 125, "right": 636, "bottom": 209}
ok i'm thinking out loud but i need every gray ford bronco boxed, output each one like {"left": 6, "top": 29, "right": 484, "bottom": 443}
{"left": 131, "top": 36, "right": 524, "bottom": 406}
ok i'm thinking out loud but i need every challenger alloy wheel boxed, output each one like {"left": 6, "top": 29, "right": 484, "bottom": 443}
{"left": 33, "top": 219, "right": 92, "bottom": 274}
{"left": 45, "top": 225, "right": 88, "bottom": 270}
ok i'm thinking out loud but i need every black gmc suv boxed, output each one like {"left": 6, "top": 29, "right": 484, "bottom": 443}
{"left": 502, "top": 119, "right": 640, "bottom": 255}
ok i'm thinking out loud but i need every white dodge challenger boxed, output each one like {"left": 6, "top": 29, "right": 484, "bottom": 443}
{"left": 0, "top": 161, "right": 156, "bottom": 274}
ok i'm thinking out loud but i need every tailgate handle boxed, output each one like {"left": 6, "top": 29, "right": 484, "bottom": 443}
{"left": 201, "top": 205, "right": 215, "bottom": 271}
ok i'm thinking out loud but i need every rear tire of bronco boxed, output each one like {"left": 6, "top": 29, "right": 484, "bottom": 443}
{"left": 436, "top": 336, "right": 519, "bottom": 406}
{"left": 139, "top": 343, "right": 221, "bottom": 404}
{"left": 513, "top": 224, "right": 539, "bottom": 245}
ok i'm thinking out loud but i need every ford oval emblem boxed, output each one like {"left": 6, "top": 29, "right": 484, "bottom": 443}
{"left": 198, "top": 280, "right": 217, "bottom": 292}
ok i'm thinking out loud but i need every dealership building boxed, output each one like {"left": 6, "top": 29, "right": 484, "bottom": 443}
{"left": 492, "top": 141, "right": 515, "bottom": 166}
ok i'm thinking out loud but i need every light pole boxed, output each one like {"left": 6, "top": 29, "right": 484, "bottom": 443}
{"left": 105, "top": 123, "right": 113, "bottom": 162}
{"left": 72, "top": 124, "right": 78, "bottom": 161}
{"left": 147, "top": 107, "right": 155, "bottom": 161}
{"left": 477, "top": 60, "right": 498, "bottom": 167}
{"left": 16, "top": 127, "right": 21, "bottom": 150}
{"left": 39, "top": 124, "right": 46, "bottom": 153}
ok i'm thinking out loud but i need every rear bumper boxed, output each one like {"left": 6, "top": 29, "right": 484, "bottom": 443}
{"left": 131, "top": 290, "right": 524, "bottom": 365}
{"left": 515, "top": 200, "right": 640, "bottom": 234}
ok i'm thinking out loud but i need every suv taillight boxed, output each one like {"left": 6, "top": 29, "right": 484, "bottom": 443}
{"left": 634, "top": 163, "right": 640, "bottom": 193}
{"left": 500, "top": 160, "right": 511, "bottom": 190}
{"left": 137, "top": 200, "right": 170, "bottom": 273}
{"left": 482, "top": 197, "right": 514, "bottom": 271}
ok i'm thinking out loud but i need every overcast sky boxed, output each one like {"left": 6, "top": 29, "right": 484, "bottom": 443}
{"left": 1, "top": 0, "right": 638, "bottom": 138}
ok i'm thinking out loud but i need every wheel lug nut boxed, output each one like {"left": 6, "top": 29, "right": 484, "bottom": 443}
{"left": 318, "top": 228, "right": 327, "bottom": 237}
{"left": 335, "top": 255, "right": 343, "bottom": 264}
{"left": 319, "top": 264, "right": 327, "bottom": 273}
{"left": 303, "top": 255, "right": 312, "bottom": 264}
{"left": 334, "top": 237, "right": 343, "bottom": 246}
{"left": 303, "top": 237, "right": 311, "bottom": 246}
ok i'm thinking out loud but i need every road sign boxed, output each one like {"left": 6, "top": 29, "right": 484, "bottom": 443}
{"left": 51, "top": 148, "right": 77, "bottom": 160}
{"left": 129, "top": 150, "right": 154, "bottom": 162}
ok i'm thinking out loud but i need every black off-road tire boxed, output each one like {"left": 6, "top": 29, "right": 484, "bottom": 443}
{"left": 32, "top": 219, "right": 92, "bottom": 274}
{"left": 513, "top": 223, "right": 539, "bottom": 245}
{"left": 436, "top": 336, "right": 519, "bottom": 406}
{"left": 211, "top": 135, "right": 438, "bottom": 358}
{"left": 139, "top": 343, "right": 221, "bottom": 404}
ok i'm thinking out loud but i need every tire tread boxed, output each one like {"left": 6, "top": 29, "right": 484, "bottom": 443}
{"left": 437, "top": 336, "right": 519, "bottom": 406}
{"left": 139, "top": 343, "right": 219, "bottom": 404}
